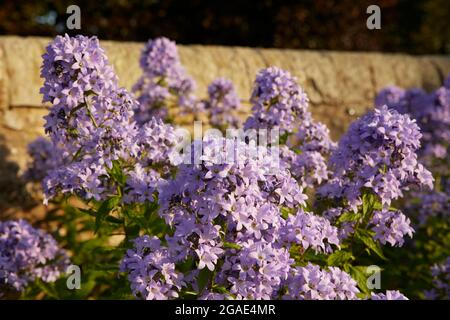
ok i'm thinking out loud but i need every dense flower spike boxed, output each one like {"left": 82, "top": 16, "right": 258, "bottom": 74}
{"left": 375, "top": 81, "right": 450, "bottom": 176}
{"left": 120, "top": 236, "right": 185, "bottom": 300}
{"left": 283, "top": 263, "right": 359, "bottom": 300}
{"left": 42, "top": 90, "right": 140, "bottom": 202}
{"left": 23, "top": 137, "right": 62, "bottom": 183}
{"left": 0, "top": 220, "right": 69, "bottom": 293}
{"left": 320, "top": 105, "right": 433, "bottom": 210}
{"left": 132, "top": 37, "right": 197, "bottom": 123}
{"left": 370, "top": 290, "right": 408, "bottom": 300}
{"left": 40, "top": 34, "right": 118, "bottom": 108}
{"left": 243, "top": 67, "right": 335, "bottom": 189}
{"left": 244, "top": 67, "right": 310, "bottom": 135}
{"left": 40, "top": 35, "right": 177, "bottom": 204}
{"left": 202, "top": 78, "right": 241, "bottom": 128}
{"left": 370, "top": 210, "right": 414, "bottom": 247}
{"left": 424, "top": 257, "right": 450, "bottom": 300}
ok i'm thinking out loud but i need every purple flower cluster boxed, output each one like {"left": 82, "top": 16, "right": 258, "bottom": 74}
{"left": 296, "top": 121, "right": 336, "bottom": 154}
{"left": 40, "top": 34, "right": 118, "bottom": 108}
{"left": 156, "top": 137, "right": 303, "bottom": 298}
{"left": 120, "top": 235, "right": 185, "bottom": 300}
{"left": 118, "top": 135, "right": 346, "bottom": 299}
{"left": 424, "top": 257, "right": 450, "bottom": 300}
{"left": 123, "top": 164, "right": 161, "bottom": 204}
{"left": 136, "top": 117, "right": 180, "bottom": 169}
{"left": 244, "top": 67, "right": 310, "bottom": 136}
{"left": 283, "top": 263, "right": 359, "bottom": 300}
{"left": 281, "top": 209, "right": 339, "bottom": 253}
{"left": 374, "top": 77, "right": 449, "bottom": 232}
{"left": 132, "top": 37, "right": 197, "bottom": 123}
{"left": 243, "top": 67, "right": 335, "bottom": 189}
{"left": 202, "top": 78, "right": 241, "bottom": 128}
{"left": 40, "top": 35, "right": 180, "bottom": 205}
{"left": 407, "top": 187, "right": 450, "bottom": 226}
{"left": 370, "top": 290, "right": 408, "bottom": 300}
{"left": 23, "top": 137, "right": 62, "bottom": 183}
{"left": 40, "top": 35, "right": 140, "bottom": 202}
{"left": 0, "top": 220, "right": 69, "bottom": 293}
{"left": 320, "top": 105, "right": 433, "bottom": 210}
{"left": 280, "top": 146, "right": 330, "bottom": 189}
{"left": 290, "top": 121, "right": 336, "bottom": 188}
{"left": 34, "top": 35, "right": 425, "bottom": 300}
{"left": 370, "top": 210, "right": 414, "bottom": 247}
{"left": 375, "top": 77, "right": 450, "bottom": 176}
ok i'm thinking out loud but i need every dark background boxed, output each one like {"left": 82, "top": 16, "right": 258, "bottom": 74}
{"left": 0, "top": 0, "right": 449, "bottom": 54}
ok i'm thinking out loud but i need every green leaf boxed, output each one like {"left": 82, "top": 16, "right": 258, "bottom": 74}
{"left": 105, "top": 215, "right": 124, "bottom": 224}
{"left": 345, "top": 265, "right": 371, "bottom": 295}
{"left": 177, "top": 257, "right": 195, "bottom": 273}
{"left": 124, "top": 223, "right": 141, "bottom": 240}
{"left": 337, "top": 212, "right": 360, "bottom": 223}
{"left": 108, "top": 160, "right": 127, "bottom": 187}
{"left": 279, "top": 132, "right": 290, "bottom": 145}
{"left": 356, "top": 229, "right": 388, "bottom": 260}
{"left": 95, "top": 196, "right": 121, "bottom": 232}
{"left": 144, "top": 201, "right": 159, "bottom": 220}
{"left": 223, "top": 242, "right": 242, "bottom": 250}
{"left": 327, "top": 250, "right": 354, "bottom": 266}
{"left": 35, "top": 279, "right": 59, "bottom": 299}
{"left": 197, "top": 268, "right": 213, "bottom": 294}
{"left": 212, "top": 285, "right": 231, "bottom": 295}
{"left": 362, "top": 192, "right": 376, "bottom": 216}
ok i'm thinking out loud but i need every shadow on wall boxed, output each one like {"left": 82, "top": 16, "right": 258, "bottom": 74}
{"left": 0, "top": 135, "right": 38, "bottom": 219}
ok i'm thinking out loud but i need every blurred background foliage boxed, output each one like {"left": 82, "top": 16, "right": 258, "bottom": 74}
{"left": 0, "top": 0, "right": 448, "bottom": 54}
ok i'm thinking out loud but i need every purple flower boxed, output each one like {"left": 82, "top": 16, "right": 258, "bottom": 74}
{"left": 202, "top": 78, "right": 241, "bottom": 128}
{"left": 195, "top": 245, "right": 224, "bottom": 271}
{"left": 136, "top": 117, "right": 181, "bottom": 169}
{"left": 280, "top": 209, "right": 340, "bottom": 253}
{"left": 40, "top": 34, "right": 118, "bottom": 109}
{"left": 408, "top": 189, "right": 450, "bottom": 225}
{"left": 123, "top": 164, "right": 161, "bottom": 203}
{"left": 371, "top": 290, "right": 408, "bottom": 300}
{"left": 295, "top": 121, "right": 336, "bottom": 155}
{"left": 0, "top": 220, "right": 69, "bottom": 294}
{"left": 40, "top": 35, "right": 174, "bottom": 204}
{"left": 320, "top": 105, "right": 433, "bottom": 210}
{"left": 132, "top": 37, "right": 197, "bottom": 123}
{"left": 374, "top": 86, "right": 406, "bottom": 111}
{"left": 244, "top": 67, "right": 310, "bottom": 136}
{"left": 375, "top": 80, "right": 449, "bottom": 177}
{"left": 281, "top": 147, "right": 330, "bottom": 189}
{"left": 283, "top": 263, "right": 359, "bottom": 300}
{"left": 424, "top": 257, "right": 450, "bottom": 300}
{"left": 370, "top": 210, "right": 414, "bottom": 247}
{"left": 120, "top": 235, "right": 185, "bottom": 300}
{"left": 154, "top": 136, "right": 307, "bottom": 298}
{"left": 23, "top": 137, "right": 62, "bottom": 183}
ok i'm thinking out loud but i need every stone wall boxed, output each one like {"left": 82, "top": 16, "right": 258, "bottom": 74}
{"left": 0, "top": 35, "right": 449, "bottom": 214}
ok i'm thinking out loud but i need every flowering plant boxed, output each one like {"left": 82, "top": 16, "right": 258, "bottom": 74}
{"left": 3, "top": 34, "right": 447, "bottom": 300}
